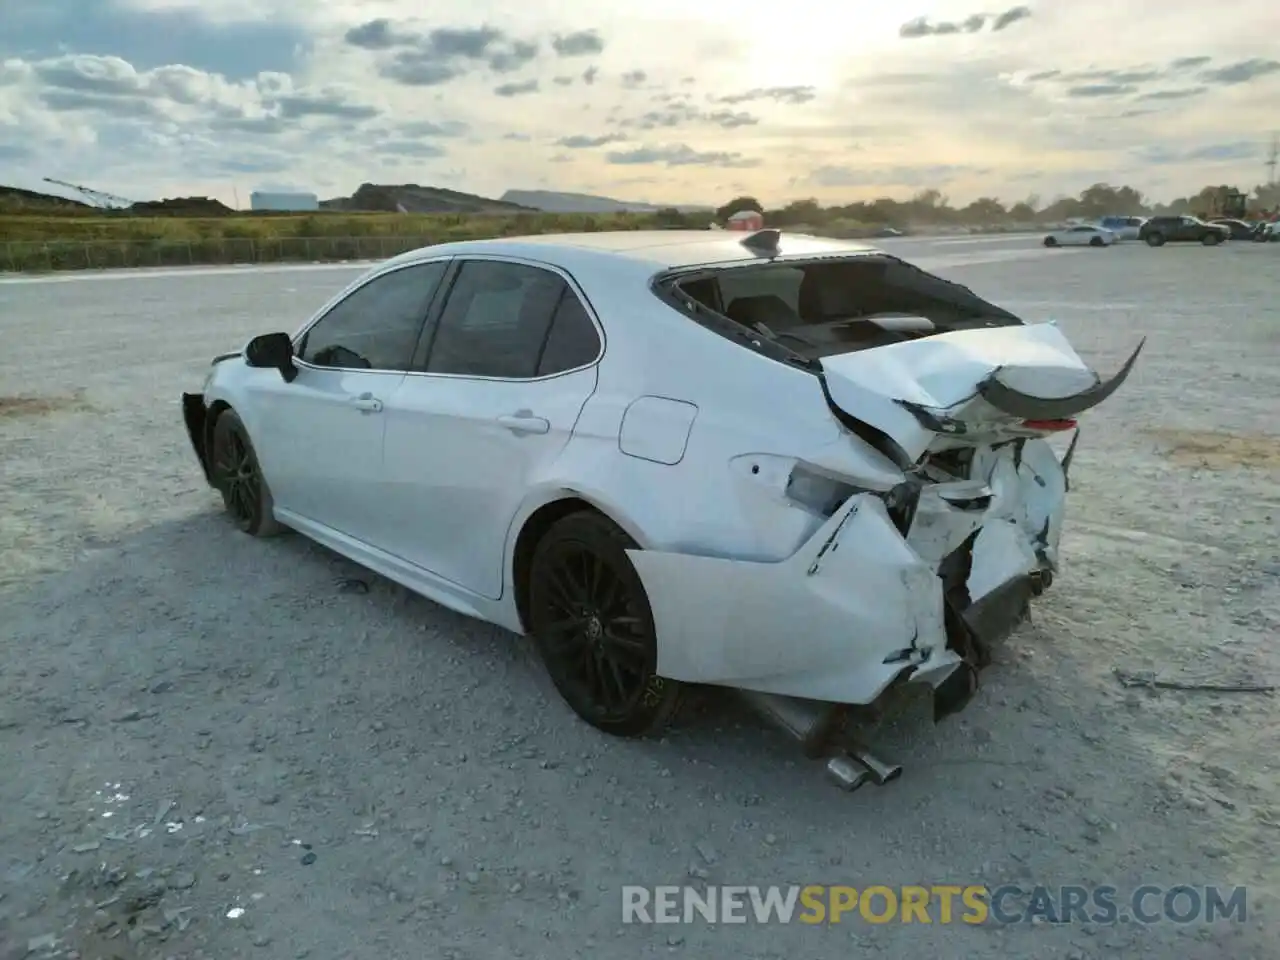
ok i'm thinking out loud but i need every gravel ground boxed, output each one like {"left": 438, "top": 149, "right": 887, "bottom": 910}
{"left": 1, "top": 237, "right": 1277, "bottom": 959}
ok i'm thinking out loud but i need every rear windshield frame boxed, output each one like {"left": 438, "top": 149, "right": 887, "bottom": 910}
{"left": 649, "top": 252, "right": 1024, "bottom": 369}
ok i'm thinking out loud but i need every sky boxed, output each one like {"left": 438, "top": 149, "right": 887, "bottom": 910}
{"left": 1, "top": 0, "right": 1278, "bottom": 209}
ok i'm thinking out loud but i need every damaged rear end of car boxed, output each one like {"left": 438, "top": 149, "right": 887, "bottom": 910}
{"left": 635, "top": 235, "right": 1143, "bottom": 786}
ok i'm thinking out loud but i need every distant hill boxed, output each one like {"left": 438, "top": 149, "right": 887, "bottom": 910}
{"left": 500, "top": 189, "right": 712, "bottom": 215}
{"left": 0, "top": 185, "right": 91, "bottom": 211}
{"left": 322, "top": 183, "right": 533, "bottom": 214}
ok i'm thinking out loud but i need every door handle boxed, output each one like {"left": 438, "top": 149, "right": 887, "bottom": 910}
{"left": 350, "top": 393, "right": 383, "bottom": 413}
{"left": 497, "top": 411, "right": 550, "bottom": 435}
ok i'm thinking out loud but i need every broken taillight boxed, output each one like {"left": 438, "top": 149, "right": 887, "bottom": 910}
{"left": 1021, "top": 419, "right": 1077, "bottom": 432}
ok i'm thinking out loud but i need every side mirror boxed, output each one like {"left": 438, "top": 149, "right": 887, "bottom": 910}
{"left": 245, "top": 332, "right": 298, "bottom": 383}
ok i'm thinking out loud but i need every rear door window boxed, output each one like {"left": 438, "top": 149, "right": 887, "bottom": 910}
{"left": 424, "top": 260, "right": 570, "bottom": 379}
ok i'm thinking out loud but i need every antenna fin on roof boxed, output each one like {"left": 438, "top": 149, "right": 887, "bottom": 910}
{"left": 740, "top": 229, "right": 781, "bottom": 253}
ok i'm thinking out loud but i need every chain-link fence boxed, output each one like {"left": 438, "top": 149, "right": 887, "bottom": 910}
{"left": 2, "top": 236, "right": 442, "bottom": 272}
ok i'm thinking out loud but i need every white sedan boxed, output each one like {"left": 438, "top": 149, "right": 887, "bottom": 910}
{"left": 1043, "top": 225, "right": 1117, "bottom": 247}
{"left": 182, "top": 230, "right": 1143, "bottom": 785}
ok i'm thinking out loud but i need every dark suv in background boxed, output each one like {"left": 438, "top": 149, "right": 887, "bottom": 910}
{"left": 1138, "top": 216, "right": 1231, "bottom": 246}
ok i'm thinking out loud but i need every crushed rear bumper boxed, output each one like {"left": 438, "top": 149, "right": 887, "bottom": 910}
{"left": 628, "top": 489, "right": 1043, "bottom": 716}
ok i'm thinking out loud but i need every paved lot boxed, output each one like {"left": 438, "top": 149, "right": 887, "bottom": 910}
{"left": 1, "top": 235, "right": 1277, "bottom": 959}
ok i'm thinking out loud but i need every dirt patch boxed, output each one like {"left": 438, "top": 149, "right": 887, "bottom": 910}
{"left": 1146, "top": 428, "right": 1280, "bottom": 470}
{"left": 0, "top": 391, "right": 90, "bottom": 418}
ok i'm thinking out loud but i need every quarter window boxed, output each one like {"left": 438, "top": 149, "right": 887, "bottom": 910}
{"left": 425, "top": 260, "right": 599, "bottom": 378}
{"left": 298, "top": 261, "right": 446, "bottom": 371}
{"left": 537, "top": 291, "right": 601, "bottom": 375}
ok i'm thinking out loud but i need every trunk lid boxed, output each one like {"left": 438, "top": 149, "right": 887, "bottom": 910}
{"left": 819, "top": 321, "right": 1143, "bottom": 463}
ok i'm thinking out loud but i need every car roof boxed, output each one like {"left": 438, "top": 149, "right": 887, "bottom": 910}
{"left": 381, "top": 230, "right": 879, "bottom": 273}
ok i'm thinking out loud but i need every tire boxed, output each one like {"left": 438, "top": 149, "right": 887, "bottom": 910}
{"left": 209, "top": 408, "right": 283, "bottom": 537}
{"left": 1043, "top": 237, "right": 1057, "bottom": 247}
{"left": 527, "top": 510, "right": 684, "bottom": 738}
{"left": 1201, "top": 233, "right": 1221, "bottom": 246}
{"left": 1144, "top": 233, "right": 1165, "bottom": 247}
{"left": 1089, "top": 236, "right": 1104, "bottom": 247}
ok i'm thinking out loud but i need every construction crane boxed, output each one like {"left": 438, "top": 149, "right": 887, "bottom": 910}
{"left": 42, "top": 177, "right": 135, "bottom": 209}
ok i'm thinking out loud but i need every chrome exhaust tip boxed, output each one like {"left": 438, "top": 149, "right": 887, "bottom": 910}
{"left": 824, "top": 754, "right": 873, "bottom": 792}
{"left": 1029, "top": 568, "right": 1054, "bottom": 596}
{"left": 845, "top": 744, "right": 902, "bottom": 785}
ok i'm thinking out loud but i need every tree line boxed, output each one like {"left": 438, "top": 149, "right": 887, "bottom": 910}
{"left": 653, "top": 182, "right": 1280, "bottom": 229}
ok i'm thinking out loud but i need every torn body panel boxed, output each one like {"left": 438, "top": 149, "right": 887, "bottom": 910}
{"left": 629, "top": 433, "right": 1067, "bottom": 711}
{"left": 628, "top": 494, "right": 960, "bottom": 706}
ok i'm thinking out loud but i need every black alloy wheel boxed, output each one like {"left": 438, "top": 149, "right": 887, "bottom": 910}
{"left": 1145, "top": 233, "right": 1165, "bottom": 246}
{"left": 1089, "top": 236, "right": 1104, "bottom": 247}
{"left": 1043, "top": 236, "right": 1057, "bottom": 247}
{"left": 1201, "top": 232, "right": 1222, "bottom": 245}
{"left": 210, "top": 409, "right": 281, "bottom": 537}
{"left": 528, "top": 511, "right": 683, "bottom": 737}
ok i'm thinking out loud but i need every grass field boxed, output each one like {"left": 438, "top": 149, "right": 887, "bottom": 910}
{"left": 0, "top": 210, "right": 681, "bottom": 270}
{"left": 0, "top": 208, "right": 1031, "bottom": 271}
{"left": 0, "top": 210, "right": 663, "bottom": 243}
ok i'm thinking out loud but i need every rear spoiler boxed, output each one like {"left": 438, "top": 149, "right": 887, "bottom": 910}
{"left": 978, "top": 338, "right": 1145, "bottom": 421}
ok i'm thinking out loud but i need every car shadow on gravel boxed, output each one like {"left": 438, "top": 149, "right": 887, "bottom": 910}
{"left": 0, "top": 510, "right": 1270, "bottom": 960}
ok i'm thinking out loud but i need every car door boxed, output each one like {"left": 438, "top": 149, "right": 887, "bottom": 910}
{"left": 248, "top": 259, "right": 449, "bottom": 543}
{"left": 377, "top": 257, "right": 603, "bottom": 599}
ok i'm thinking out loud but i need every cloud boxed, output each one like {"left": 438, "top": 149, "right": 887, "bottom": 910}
{"left": 4, "top": 0, "right": 308, "bottom": 79}
{"left": 582, "top": 65, "right": 599, "bottom": 85}
{"left": 620, "top": 70, "right": 647, "bottom": 89}
{"left": 1199, "top": 58, "right": 1280, "bottom": 85}
{"left": 991, "top": 6, "right": 1033, "bottom": 31}
{"left": 713, "top": 85, "right": 816, "bottom": 105}
{"left": 1066, "top": 83, "right": 1138, "bottom": 98}
{"left": 806, "top": 164, "right": 983, "bottom": 188}
{"left": 4, "top": 53, "right": 380, "bottom": 129}
{"left": 344, "top": 20, "right": 542, "bottom": 86}
{"left": 1025, "top": 59, "right": 1244, "bottom": 104}
{"left": 605, "top": 144, "right": 760, "bottom": 168}
{"left": 494, "top": 79, "right": 539, "bottom": 97}
{"left": 899, "top": 6, "right": 1031, "bottom": 38}
{"left": 555, "top": 133, "right": 625, "bottom": 148}
{"left": 375, "top": 140, "right": 447, "bottom": 159}
{"left": 611, "top": 100, "right": 760, "bottom": 131}
{"left": 1134, "top": 141, "right": 1261, "bottom": 165}
{"left": 551, "top": 30, "right": 604, "bottom": 57}
{"left": 1137, "top": 87, "right": 1206, "bottom": 101}
{"left": 343, "top": 19, "right": 411, "bottom": 51}
{"left": 706, "top": 110, "right": 757, "bottom": 128}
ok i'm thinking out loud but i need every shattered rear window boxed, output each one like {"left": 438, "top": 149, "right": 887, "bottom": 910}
{"left": 664, "top": 255, "right": 1021, "bottom": 361}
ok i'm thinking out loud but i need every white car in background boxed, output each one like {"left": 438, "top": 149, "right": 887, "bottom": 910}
{"left": 181, "top": 229, "right": 1143, "bottom": 787}
{"left": 1098, "top": 216, "right": 1146, "bottom": 241}
{"left": 1043, "top": 225, "right": 1116, "bottom": 248}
